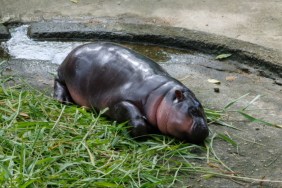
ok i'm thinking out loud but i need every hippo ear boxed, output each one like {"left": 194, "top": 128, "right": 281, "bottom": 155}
{"left": 175, "top": 90, "right": 184, "bottom": 101}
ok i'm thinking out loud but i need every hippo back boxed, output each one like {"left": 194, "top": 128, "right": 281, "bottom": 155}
{"left": 58, "top": 42, "right": 175, "bottom": 109}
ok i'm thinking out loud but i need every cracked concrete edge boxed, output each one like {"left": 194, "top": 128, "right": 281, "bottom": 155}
{"left": 25, "top": 21, "right": 282, "bottom": 78}
{"left": 0, "top": 24, "right": 11, "bottom": 40}
{"left": 0, "top": 59, "right": 57, "bottom": 92}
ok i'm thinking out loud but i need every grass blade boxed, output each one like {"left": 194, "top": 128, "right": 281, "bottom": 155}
{"left": 237, "top": 111, "right": 277, "bottom": 127}
{"left": 224, "top": 93, "right": 249, "bottom": 110}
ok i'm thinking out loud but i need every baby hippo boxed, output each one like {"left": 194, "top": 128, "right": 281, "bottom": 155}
{"left": 54, "top": 42, "right": 209, "bottom": 143}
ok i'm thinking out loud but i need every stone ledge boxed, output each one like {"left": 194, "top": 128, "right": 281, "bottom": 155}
{"left": 0, "top": 24, "right": 11, "bottom": 40}
{"left": 28, "top": 22, "right": 282, "bottom": 77}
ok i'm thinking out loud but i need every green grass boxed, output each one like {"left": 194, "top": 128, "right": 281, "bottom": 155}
{"left": 0, "top": 76, "right": 281, "bottom": 187}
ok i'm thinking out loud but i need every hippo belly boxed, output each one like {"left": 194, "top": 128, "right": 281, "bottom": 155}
{"left": 53, "top": 42, "right": 209, "bottom": 143}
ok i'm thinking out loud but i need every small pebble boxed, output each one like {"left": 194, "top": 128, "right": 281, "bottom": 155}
{"left": 214, "top": 88, "right": 220, "bottom": 93}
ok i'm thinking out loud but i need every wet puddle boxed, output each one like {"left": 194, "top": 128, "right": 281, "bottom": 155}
{"left": 2, "top": 25, "right": 192, "bottom": 63}
{"left": 1, "top": 26, "right": 280, "bottom": 109}
{"left": 0, "top": 25, "right": 281, "bottom": 110}
{"left": 1, "top": 25, "right": 83, "bottom": 64}
{"left": 1, "top": 25, "right": 236, "bottom": 69}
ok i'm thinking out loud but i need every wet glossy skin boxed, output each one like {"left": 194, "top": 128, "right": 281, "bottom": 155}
{"left": 54, "top": 42, "right": 209, "bottom": 143}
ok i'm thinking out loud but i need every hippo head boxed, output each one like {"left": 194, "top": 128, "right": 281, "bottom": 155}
{"left": 156, "top": 88, "right": 209, "bottom": 144}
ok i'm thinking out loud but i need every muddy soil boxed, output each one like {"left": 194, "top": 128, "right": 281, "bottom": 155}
{"left": 1, "top": 25, "right": 282, "bottom": 187}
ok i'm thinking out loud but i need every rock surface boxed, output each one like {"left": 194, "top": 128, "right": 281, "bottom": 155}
{"left": 0, "top": 24, "right": 10, "bottom": 40}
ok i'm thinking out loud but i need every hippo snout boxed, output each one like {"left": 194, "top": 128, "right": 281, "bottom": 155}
{"left": 189, "top": 118, "right": 209, "bottom": 143}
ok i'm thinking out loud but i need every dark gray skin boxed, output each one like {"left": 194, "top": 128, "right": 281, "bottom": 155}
{"left": 54, "top": 42, "right": 209, "bottom": 143}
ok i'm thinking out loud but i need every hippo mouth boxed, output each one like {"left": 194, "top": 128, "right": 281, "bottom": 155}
{"left": 189, "top": 117, "right": 209, "bottom": 143}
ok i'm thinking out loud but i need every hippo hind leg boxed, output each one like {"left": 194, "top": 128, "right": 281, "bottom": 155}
{"left": 109, "top": 101, "right": 151, "bottom": 139}
{"left": 53, "top": 78, "right": 74, "bottom": 104}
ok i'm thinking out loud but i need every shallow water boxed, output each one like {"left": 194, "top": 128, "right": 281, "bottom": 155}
{"left": 2, "top": 25, "right": 83, "bottom": 64}
{"left": 1, "top": 25, "right": 215, "bottom": 66}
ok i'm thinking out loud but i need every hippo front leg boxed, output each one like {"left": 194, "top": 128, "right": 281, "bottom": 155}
{"left": 53, "top": 78, "right": 74, "bottom": 104}
{"left": 109, "top": 101, "right": 150, "bottom": 138}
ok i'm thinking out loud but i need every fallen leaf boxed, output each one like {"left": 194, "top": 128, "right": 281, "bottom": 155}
{"left": 208, "top": 79, "right": 221, "bottom": 84}
{"left": 11, "top": 108, "right": 29, "bottom": 118}
{"left": 215, "top": 53, "right": 232, "bottom": 60}
{"left": 70, "top": 0, "right": 79, "bottom": 3}
{"left": 19, "top": 112, "right": 29, "bottom": 118}
{"left": 226, "top": 76, "right": 237, "bottom": 81}
{"left": 275, "top": 125, "right": 282, "bottom": 128}
{"left": 208, "top": 162, "right": 221, "bottom": 169}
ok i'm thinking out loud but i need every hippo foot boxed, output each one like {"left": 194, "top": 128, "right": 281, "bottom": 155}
{"left": 53, "top": 78, "right": 74, "bottom": 104}
{"left": 109, "top": 101, "right": 149, "bottom": 138}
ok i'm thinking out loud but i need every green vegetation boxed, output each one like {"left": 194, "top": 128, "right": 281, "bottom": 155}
{"left": 215, "top": 53, "right": 232, "bottom": 60}
{"left": 0, "top": 75, "right": 280, "bottom": 187}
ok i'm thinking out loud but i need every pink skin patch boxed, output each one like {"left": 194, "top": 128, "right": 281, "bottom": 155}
{"left": 144, "top": 91, "right": 165, "bottom": 127}
{"left": 156, "top": 97, "right": 194, "bottom": 139}
{"left": 68, "top": 86, "right": 89, "bottom": 107}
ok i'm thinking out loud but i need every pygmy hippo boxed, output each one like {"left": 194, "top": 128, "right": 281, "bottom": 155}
{"left": 54, "top": 42, "right": 209, "bottom": 143}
